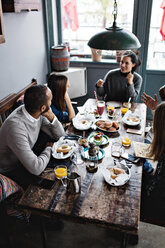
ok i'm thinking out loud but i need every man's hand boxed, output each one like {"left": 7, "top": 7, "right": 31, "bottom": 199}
{"left": 46, "top": 142, "right": 54, "bottom": 148}
{"left": 141, "top": 92, "right": 159, "bottom": 110}
{"left": 96, "top": 79, "right": 104, "bottom": 87}
{"left": 126, "top": 72, "right": 134, "bottom": 85}
{"left": 42, "top": 108, "right": 55, "bottom": 122}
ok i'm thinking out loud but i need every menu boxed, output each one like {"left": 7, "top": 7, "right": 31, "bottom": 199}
{"left": 133, "top": 141, "right": 153, "bottom": 159}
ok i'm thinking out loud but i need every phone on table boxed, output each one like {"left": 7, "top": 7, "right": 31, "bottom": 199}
{"left": 32, "top": 176, "right": 55, "bottom": 189}
{"left": 121, "top": 152, "right": 140, "bottom": 164}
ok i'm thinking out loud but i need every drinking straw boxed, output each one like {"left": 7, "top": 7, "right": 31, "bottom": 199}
{"left": 128, "top": 97, "right": 131, "bottom": 103}
{"left": 94, "top": 91, "right": 98, "bottom": 103}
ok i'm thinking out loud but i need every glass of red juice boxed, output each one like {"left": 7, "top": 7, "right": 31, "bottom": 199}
{"left": 97, "top": 100, "right": 105, "bottom": 116}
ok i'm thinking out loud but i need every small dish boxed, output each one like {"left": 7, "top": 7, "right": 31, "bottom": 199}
{"left": 88, "top": 133, "right": 109, "bottom": 146}
{"left": 81, "top": 147, "right": 105, "bottom": 161}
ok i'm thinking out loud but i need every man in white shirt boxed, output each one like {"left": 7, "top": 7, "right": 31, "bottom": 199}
{"left": 0, "top": 85, "right": 65, "bottom": 188}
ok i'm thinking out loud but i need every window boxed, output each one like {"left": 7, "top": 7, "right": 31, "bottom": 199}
{"left": 61, "top": 0, "right": 134, "bottom": 57}
{"left": 147, "top": 0, "right": 165, "bottom": 70}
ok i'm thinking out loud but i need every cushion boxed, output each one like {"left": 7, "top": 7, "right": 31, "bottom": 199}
{"left": 0, "top": 174, "right": 20, "bottom": 202}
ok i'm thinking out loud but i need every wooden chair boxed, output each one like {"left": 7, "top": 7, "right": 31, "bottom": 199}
{"left": 0, "top": 79, "right": 37, "bottom": 127}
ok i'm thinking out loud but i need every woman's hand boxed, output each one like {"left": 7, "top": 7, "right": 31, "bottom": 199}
{"left": 126, "top": 72, "right": 134, "bottom": 85}
{"left": 97, "top": 79, "right": 104, "bottom": 87}
{"left": 64, "top": 91, "right": 75, "bottom": 121}
{"left": 64, "top": 91, "right": 69, "bottom": 101}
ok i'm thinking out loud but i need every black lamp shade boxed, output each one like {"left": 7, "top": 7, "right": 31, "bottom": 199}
{"left": 88, "top": 26, "right": 141, "bottom": 50}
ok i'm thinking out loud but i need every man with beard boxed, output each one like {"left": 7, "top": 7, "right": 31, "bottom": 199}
{"left": 0, "top": 85, "right": 65, "bottom": 189}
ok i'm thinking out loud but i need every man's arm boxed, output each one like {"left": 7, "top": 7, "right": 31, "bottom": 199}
{"left": 141, "top": 92, "right": 159, "bottom": 110}
{"left": 41, "top": 108, "right": 66, "bottom": 139}
{"left": 7, "top": 123, "right": 52, "bottom": 175}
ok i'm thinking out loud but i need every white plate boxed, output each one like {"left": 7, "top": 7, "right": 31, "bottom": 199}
{"left": 102, "top": 163, "right": 131, "bottom": 186}
{"left": 122, "top": 111, "right": 140, "bottom": 126}
{"left": 95, "top": 119, "right": 120, "bottom": 133}
{"left": 106, "top": 101, "right": 122, "bottom": 108}
{"left": 52, "top": 137, "right": 78, "bottom": 159}
{"left": 73, "top": 115, "right": 94, "bottom": 130}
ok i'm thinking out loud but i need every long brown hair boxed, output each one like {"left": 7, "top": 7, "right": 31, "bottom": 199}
{"left": 47, "top": 74, "right": 67, "bottom": 111}
{"left": 149, "top": 102, "right": 165, "bottom": 161}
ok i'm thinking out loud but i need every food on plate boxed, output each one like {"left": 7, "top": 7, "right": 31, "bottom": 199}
{"left": 96, "top": 120, "right": 119, "bottom": 132}
{"left": 94, "top": 132, "right": 103, "bottom": 141}
{"left": 104, "top": 121, "right": 113, "bottom": 128}
{"left": 127, "top": 117, "right": 139, "bottom": 122}
{"left": 57, "top": 145, "right": 72, "bottom": 154}
{"left": 78, "top": 138, "right": 88, "bottom": 147}
{"left": 81, "top": 120, "right": 88, "bottom": 125}
{"left": 113, "top": 121, "right": 119, "bottom": 129}
{"left": 109, "top": 167, "right": 125, "bottom": 179}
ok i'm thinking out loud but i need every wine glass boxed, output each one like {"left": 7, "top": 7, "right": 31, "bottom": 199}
{"left": 97, "top": 100, "right": 105, "bottom": 116}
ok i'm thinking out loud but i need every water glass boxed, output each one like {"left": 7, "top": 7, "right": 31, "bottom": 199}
{"left": 111, "top": 142, "right": 122, "bottom": 158}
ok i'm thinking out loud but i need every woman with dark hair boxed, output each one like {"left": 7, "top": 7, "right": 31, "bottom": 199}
{"left": 47, "top": 74, "right": 75, "bottom": 123}
{"left": 141, "top": 102, "right": 165, "bottom": 220}
{"left": 96, "top": 50, "right": 142, "bottom": 102}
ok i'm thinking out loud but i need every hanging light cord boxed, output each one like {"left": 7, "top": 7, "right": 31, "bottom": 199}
{"left": 112, "top": 0, "right": 118, "bottom": 27}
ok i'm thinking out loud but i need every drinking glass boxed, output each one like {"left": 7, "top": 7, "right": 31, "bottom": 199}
{"left": 113, "top": 109, "right": 122, "bottom": 122}
{"left": 97, "top": 100, "right": 105, "bottom": 116}
{"left": 54, "top": 165, "right": 67, "bottom": 187}
{"left": 70, "top": 147, "right": 84, "bottom": 165}
{"left": 111, "top": 142, "right": 122, "bottom": 158}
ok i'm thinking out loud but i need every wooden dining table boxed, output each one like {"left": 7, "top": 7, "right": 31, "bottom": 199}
{"left": 18, "top": 99, "right": 147, "bottom": 248}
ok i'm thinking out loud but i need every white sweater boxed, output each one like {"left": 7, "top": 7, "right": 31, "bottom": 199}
{"left": 0, "top": 105, "right": 65, "bottom": 175}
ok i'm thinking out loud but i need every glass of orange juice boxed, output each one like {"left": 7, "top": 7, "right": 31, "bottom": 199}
{"left": 54, "top": 165, "right": 67, "bottom": 187}
{"left": 121, "top": 107, "right": 128, "bottom": 115}
{"left": 121, "top": 138, "right": 131, "bottom": 147}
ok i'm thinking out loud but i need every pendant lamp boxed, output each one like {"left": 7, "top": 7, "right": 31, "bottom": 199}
{"left": 88, "top": 0, "right": 141, "bottom": 50}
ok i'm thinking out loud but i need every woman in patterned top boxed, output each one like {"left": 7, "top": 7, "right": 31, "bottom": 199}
{"left": 141, "top": 102, "right": 165, "bottom": 220}
{"left": 47, "top": 74, "right": 75, "bottom": 123}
